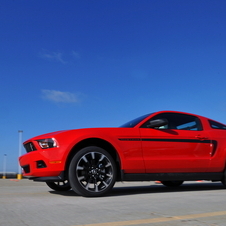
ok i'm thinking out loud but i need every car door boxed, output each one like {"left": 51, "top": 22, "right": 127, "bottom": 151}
{"left": 140, "top": 113, "right": 212, "bottom": 173}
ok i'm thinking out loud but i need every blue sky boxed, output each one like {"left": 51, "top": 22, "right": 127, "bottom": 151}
{"left": 0, "top": 0, "right": 226, "bottom": 172}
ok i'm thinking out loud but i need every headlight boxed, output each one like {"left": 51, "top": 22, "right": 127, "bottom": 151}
{"left": 37, "top": 138, "right": 58, "bottom": 149}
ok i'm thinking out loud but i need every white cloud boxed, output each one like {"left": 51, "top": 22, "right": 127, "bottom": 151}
{"left": 40, "top": 50, "right": 67, "bottom": 64}
{"left": 72, "top": 51, "right": 81, "bottom": 59}
{"left": 39, "top": 50, "right": 81, "bottom": 64}
{"left": 42, "top": 90, "right": 80, "bottom": 103}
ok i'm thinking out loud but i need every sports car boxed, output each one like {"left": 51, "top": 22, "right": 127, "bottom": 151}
{"left": 19, "top": 110, "right": 226, "bottom": 197}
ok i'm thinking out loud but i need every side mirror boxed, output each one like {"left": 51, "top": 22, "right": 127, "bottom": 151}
{"left": 147, "top": 118, "right": 168, "bottom": 128}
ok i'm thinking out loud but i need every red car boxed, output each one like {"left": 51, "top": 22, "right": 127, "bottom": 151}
{"left": 19, "top": 111, "right": 226, "bottom": 197}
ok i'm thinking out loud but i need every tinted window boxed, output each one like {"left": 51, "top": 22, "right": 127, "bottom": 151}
{"left": 141, "top": 113, "right": 202, "bottom": 131}
{"left": 209, "top": 120, "right": 226, "bottom": 130}
{"left": 120, "top": 113, "right": 152, "bottom": 128}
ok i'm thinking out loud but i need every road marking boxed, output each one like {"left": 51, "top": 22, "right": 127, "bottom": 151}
{"left": 74, "top": 210, "right": 226, "bottom": 226}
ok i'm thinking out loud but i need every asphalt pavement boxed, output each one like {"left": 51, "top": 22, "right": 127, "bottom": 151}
{"left": 1, "top": 179, "right": 226, "bottom": 226}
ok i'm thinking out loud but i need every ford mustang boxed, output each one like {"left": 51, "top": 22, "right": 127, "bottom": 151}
{"left": 19, "top": 111, "right": 226, "bottom": 196}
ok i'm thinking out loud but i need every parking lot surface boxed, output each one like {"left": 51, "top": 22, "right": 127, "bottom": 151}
{"left": 1, "top": 179, "right": 226, "bottom": 226}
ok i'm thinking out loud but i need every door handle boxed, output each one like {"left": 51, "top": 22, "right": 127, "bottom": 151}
{"left": 195, "top": 135, "right": 208, "bottom": 140}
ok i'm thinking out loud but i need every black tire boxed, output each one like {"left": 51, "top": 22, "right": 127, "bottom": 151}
{"left": 221, "top": 169, "right": 226, "bottom": 187}
{"left": 69, "top": 146, "right": 116, "bottom": 197}
{"left": 161, "top": 181, "right": 184, "bottom": 187}
{"left": 46, "top": 180, "right": 71, "bottom": 191}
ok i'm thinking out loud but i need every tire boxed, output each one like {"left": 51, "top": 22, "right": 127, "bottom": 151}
{"left": 46, "top": 180, "right": 71, "bottom": 191}
{"left": 69, "top": 146, "right": 116, "bottom": 197}
{"left": 161, "top": 181, "right": 184, "bottom": 187}
{"left": 221, "top": 169, "right": 226, "bottom": 187}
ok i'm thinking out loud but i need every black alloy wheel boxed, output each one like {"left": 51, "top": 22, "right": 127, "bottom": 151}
{"left": 161, "top": 181, "right": 184, "bottom": 187}
{"left": 69, "top": 146, "right": 116, "bottom": 197}
{"left": 46, "top": 180, "right": 71, "bottom": 191}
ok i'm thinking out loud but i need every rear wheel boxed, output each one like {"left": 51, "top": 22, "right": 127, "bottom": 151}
{"left": 221, "top": 169, "right": 226, "bottom": 187}
{"left": 69, "top": 146, "right": 116, "bottom": 197}
{"left": 161, "top": 181, "right": 184, "bottom": 187}
{"left": 46, "top": 180, "right": 71, "bottom": 191}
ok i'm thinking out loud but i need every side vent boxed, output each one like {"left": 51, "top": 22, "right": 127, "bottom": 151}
{"left": 36, "top": 160, "right": 47, "bottom": 168}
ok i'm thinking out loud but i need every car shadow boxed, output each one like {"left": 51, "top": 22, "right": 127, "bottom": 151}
{"left": 109, "top": 182, "right": 225, "bottom": 196}
{"left": 48, "top": 182, "right": 225, "bottom": 197}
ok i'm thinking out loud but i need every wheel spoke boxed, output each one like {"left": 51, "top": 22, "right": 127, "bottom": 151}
{"left": 78, "top": 176, "right": 85, "bottom": 181}
{"left": 95, "top": 183, "right": 99, "bottom": 192}
{"left": 82, "top": 155, "right": 88, "bottom": 163}
{"left": 99, "top": 154, "right": 105, "bottom": 162}
{"left": 91, "top": 152, "right": 95, "bottom": 159}
{"left": 105, "top": 162, "right": 111, "bottom": 167}
{"left": 106, "top": 174, "right": 112, "bottom": 178}
{"left": 77, "top": 166, "right": 84, "bottom": 170}
{"left": 85, "top": 182, "right": 90, "bottom": 189}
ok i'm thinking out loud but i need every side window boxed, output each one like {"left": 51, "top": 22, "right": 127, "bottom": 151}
{"left": 209, "top": 120, "right": 226, "bottom": 130}
{"left": 176, "top": 120, "right": 199, "bottom": 130}
{"left": 142, "top": 113, "right": 202, "bottom": 131}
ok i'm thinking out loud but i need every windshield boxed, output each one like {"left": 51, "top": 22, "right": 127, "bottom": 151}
{"left": 120, "top": 113, "right": 153, "bottom": 128}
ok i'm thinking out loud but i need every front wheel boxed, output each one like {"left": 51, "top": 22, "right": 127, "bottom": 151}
{"left": 161, "top": 181, "right": 184, "bottom": 187}
{"left": 69, "top": 146, "right": 117, "bottom": 197}
{"left": 46, "top": 180, "right": 71, "bottom": 191}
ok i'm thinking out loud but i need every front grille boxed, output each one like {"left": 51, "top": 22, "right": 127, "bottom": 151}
{"left": 22, "top": 165, "right": 30, "bottom": 173}
{"left": 24, "top": 142, "right": 37, "bottom": 153}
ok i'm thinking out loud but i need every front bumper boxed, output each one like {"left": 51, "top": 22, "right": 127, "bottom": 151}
{"left": 28, "top": 171, "right": 66, "bottom": 182}
{"left": 19, "top": 147, "right": 65, "bottom": 178}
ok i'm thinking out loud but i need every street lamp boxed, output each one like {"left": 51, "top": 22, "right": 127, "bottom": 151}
{"left": 17, "top": 130, "right": 23, "bottom": 180}
{"left": 2, "top": 154, "right": 7, "bottom": 179}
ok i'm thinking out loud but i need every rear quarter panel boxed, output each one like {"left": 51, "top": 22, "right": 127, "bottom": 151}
{"left": 201, "top": 117, "right": 226, "bottom": 172}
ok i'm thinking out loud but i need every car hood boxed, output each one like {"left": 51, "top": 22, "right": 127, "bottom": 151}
{"left": 23, "top": 127, "right": 122, "bottom": 143}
